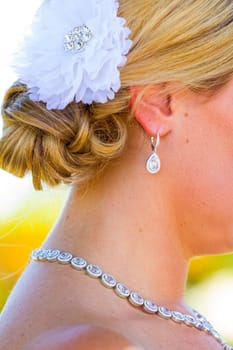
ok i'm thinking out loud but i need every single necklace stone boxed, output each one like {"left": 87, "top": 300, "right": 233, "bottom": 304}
{"left": 57, "top": 251, "right": 73, "bottom": 264}
{"left": 30, "top": 248, "right": 233, "bottom": 350}
{"left": 129, "top": 292, "right": 144, "bottom": 307}
{"left": 71, "top": 257, "right": 87, "bottom": 270}
{"left": 47, "top": 249, "right": 61, "bottom": 262}
{"left": 184, "top": 315, "right": 197, "bottom": 327}
{"left": 101, "top": 273, "right": 117, "bottom": 288}
{"left": 143, "top": 300, "right": 158, "bottom": 314}
{"left": 115, "top": 283, "right": 130, "bottom": 298}
{"left": 158, "top": 306, "right": 172, "bottom": 319}
{"left": 86, "top": 264, "right": 102, "bottom": 278}
{"left": 172, "top": 311, "right": 185, "bottom": 323}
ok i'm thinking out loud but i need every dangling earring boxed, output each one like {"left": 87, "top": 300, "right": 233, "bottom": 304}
{"left": 146, "top": 132, "right": 161, "bottom": 174}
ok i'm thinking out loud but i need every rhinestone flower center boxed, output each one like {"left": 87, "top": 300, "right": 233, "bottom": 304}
{"left": 64, "top": 25, "right": 93, "bottom": 53}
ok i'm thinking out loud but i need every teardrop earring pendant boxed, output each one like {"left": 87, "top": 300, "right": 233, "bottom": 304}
{"left": 146, "top": 133, "right": 161, "bottom": 174}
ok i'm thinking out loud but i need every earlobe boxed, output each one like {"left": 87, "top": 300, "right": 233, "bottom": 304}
{"left": 129, "top": 85, "right": 174, "bottom": 137}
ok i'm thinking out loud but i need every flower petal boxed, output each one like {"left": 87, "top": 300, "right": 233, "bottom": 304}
{"left": 12, "top": 0, "right": 133, "bottom": 109}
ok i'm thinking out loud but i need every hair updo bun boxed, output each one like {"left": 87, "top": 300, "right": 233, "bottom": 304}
{"left": 1, "top": 0, "right": 233, "bottom": 192}
{"left": 0, "top": 81, "right": 132, "bottom": 192}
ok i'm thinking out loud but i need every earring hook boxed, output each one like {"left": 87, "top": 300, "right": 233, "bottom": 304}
{"left": 150, "top": 132, "right": 160, "bottom": 152}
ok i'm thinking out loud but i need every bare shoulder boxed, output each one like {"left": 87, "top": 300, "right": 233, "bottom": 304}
{"left": 26, "top": 324, "right": 144, "bottom": 350}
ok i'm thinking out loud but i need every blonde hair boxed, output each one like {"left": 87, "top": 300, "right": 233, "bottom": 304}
{"left": 1, "top": 0, "right": 233, "bottom": 193}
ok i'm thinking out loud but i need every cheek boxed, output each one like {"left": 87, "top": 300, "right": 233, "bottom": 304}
{"left": 181, "top": 101, "right": 233, "bottom": 188}
{"left": 170, "top": 105, "right": 233, "bottom": 253}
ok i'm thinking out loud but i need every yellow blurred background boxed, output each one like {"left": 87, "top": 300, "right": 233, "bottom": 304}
{"left": 0, "top": 1, "right": 232, "bottom": 345}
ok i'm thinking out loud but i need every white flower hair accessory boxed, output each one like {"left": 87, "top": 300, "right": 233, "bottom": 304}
{"left": 12, "top": 0, "right": 132, "bottom": 110}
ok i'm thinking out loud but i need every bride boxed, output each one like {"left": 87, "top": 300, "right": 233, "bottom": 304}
{"left": 0, "top": 0, "right": 233, "bottom": 349}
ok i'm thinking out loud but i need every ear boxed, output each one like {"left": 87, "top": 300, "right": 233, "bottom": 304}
{"left": 129, "top": 85, "right": 174, "bottom": 137}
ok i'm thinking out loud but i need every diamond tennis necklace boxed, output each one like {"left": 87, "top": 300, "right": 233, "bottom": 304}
{"left": 30, "top": 248, "right": 233, "bottom": 350}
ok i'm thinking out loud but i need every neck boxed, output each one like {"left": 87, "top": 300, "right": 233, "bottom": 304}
{"left": 47, "top": 186, "right": 189, "bottom": 311}
{"left": 45, "top": 127, "right": 191, "bottom": 312}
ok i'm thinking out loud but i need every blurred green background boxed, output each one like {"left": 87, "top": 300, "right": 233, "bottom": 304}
{"left": 0, "top": 0, "right": 232, "bottom": 346}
